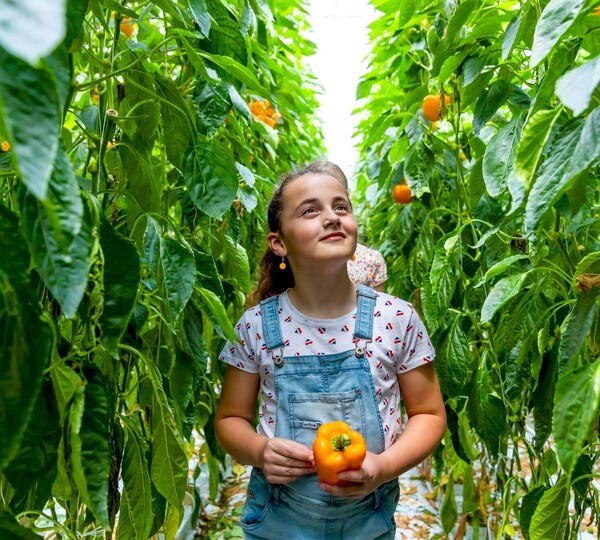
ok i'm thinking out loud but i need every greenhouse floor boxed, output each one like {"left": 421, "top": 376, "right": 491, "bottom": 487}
{"left": 190, "top": 457, "right": 599, "bottom": 540}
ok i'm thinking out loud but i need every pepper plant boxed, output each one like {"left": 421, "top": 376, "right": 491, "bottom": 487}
{"left": 0, "top": 0, "right": 324, "bottom": 537}
{"left": 355, "top": 0, "right": 600, "bottom": 537}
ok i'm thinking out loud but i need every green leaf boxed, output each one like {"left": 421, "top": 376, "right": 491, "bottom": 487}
{"left": 183, "top": 140, "right": 239, "bottom": 219}
{"left": 529, "top": 476, "right": 570, "bottom": 540}
{"left": 502, "top": 11, "right": 521, "bottom": 60}
{"left": 214, "top": 233, "right": 252, "bottom": 293}
{"left": 532, "top": 352, "right": 558, "bottom": 451}
{"left": 481, "top": 273, "right": 527, "bottom": 323}
{"left": 575, "top": 251, "right": 600, "bottom": 275}
{"left": 556, "top": 56, "right": 600, "bottom": 116}
{"left": 65, "top": 0, "right": 90, "bottom": 52}
{"left": 194, "top": 249, "right": 225, "bottom": 298}
{"left": 195, "top": 51, "right": 265, "bottom": 93}
{"left": 188, "top": 0, "right": 210, "bottom": 38}
{"left": 404, "top": 139, "right": 434, "bottom": 196}
{"left": 179, "top": 303, "right": 207, "bottom": 369}
{"left": 0, "top": 511, "right": 43, "bottom": 539}
{"left": 77, "top": 365, "right": 112, "bottom": 529}
{"left": 192, "top": 80, "right": 231, "bottom": 137}
{"left": 117, "top": 421, "right": 153, "bottom": 540}
{"left": 553, "top": 360, "right": 600, "bottom": 476}
{"left": 0, "top": 205, "right": 52, "bottom": 471}
{"left": 20, "top": 162, "right": 93, "bottom": 318}
{"left": 154, "top": 75, "right": 194, "bottom": 170}
{"left": 558, "top": 289, "right": 599, "bottom": 373}
{"left": 0, "top": 47, "right": 60, "bottom": 200}
{"left": 436, "top": 318, "right": 471, "bottom": 398}
{"left": 468, "top": 363, "right": 507, "bottom": 455}
{"left": 515, "top": 108, "right": 562, "bottom": 188}
{"left": 203, "top": 0, "right": 248, "bottom": 67}
{"left": 473, "top": 80, "right": 512, "bottom": 135}
{"left": 531, "top": 0, "right": 585, "bottom": 67}
{"left": 482, "top": 254, "right": 529, "bottom": 283}
{"left": 144, "top": 217, "right": 195, "bottom": 330}
{"left": 482, "top": 116, "right": 523, "bottom": 198}
{"left": 195, "top": 286, "right": 237, "bottom": 343}
{"left": 526, "top": 108, "right": 600, "bottom": 232}
{"left": 0, "top": 0, "right": 66, "bottom": 64}
{"left": 3, "top": 380, "right": 60, "bottom": 514}
{"left": 520, "top": 485, "right": 546, "bottom": 540}
{"left": 99, "top": 219, "right": 141, "bottom": 353}
{"left": 148, "top": 370, "right": 188, "bottom": 509}
{"left": 440, "top": 473, "right": 457, "bottom": 534}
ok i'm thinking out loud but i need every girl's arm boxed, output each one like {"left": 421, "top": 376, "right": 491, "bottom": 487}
{"left": 319, "top": 362, "right": 446, "bottom": 498}
{"left": 215, "top": 365, "right": 315, "bottom": 484}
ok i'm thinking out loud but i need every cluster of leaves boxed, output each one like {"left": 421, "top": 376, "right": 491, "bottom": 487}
{"left": 0, "top": 0, "right": 324, "bottom": 537}
{"left": 355, "top": 0, "right": 600, "bottom": 537}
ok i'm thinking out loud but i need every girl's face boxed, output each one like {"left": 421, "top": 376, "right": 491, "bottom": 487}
{"left": 268, "top": 173, "right": 358, "bottom": 269}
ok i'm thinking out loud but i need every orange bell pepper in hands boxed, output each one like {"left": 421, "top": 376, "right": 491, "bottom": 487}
{"left": 313, "top": 421, "right": 366, "bottom": 485}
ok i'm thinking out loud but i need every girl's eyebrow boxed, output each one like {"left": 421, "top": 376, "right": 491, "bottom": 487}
{"left": 294, "top": 196, "right": 350, "bottom": 212}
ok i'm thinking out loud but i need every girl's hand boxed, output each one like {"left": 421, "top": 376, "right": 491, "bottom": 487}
{"left": 317, "top": 452, "right": 384, "bottom": 500}
{"left": 260, "top": 437, "right": 315, "bottom": 484}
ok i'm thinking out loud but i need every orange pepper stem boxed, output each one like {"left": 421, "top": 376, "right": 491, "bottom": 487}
{"left": 331, "top": 433, "right": 352, "bottom": 451}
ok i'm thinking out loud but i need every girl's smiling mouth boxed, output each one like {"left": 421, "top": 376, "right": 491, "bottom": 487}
{"left": 321, "top": 232, "right": 346, "bottom": 240}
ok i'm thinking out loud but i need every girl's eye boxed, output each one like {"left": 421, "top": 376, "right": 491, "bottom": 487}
{"left": 302, "top": 207, "right": 316, "bottom": 215}
{"left": 335, "top": 204, "right": 349, "bottom": 212}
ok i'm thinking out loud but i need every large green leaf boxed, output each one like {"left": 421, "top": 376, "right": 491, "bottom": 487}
{"left": 532, "top": 351, "right": 558, "bottom": 451}
{"left": 20, "top": 158, "right": 92, "bottom": 318}
{"left": 526, "top": 108, "right": 600, "bottom": 232}
{"left": 78, "top": 366, "right": 112, "bottom": 529}
{"left": 182, "top": 140, "right": 239, "bottom": 219}
{"left": 558, "top": 289, "right": 599, "bottom": 373}
{"left": 482, "top": 116, "right": 523, "bottom": 198}
{"left": 188, "top": 0, "right": 210, "bottom": 38}
{"left": 515, "top": 108, "right": 562, "bottom": 188}
{"left": 148, "top": 367, "right": 188, "bottom": 509}
{"left": 195, "top": 286, "right": 237, "bottom": 343}
{"left": 404, "top": 139, "right": 434, "bottom": 197}
{"left": 553, "top": 360, "right": 600, "bottom": 476}
{"left": 0, "top": 0, "right": 66, "bottom": 64}
{"left": 0, "top": 205, "right": 52, "bottom": 471}
{"left": 192, "top": 79, "right": 231, "bottom": 137}
{"left": 440, "top": 473, "right": 457, "bottom": 534}
{"left": 556, "top": 55, "right": 600, "bottom": 116}
{"left": 99, "top": 219, "right": 140, "bottom": 353}
{"left": 468, "top": 363, "right": 506, "bottom": 456}
{"left": 117, "top": 421, "right": 153, "bottom": 540}
{"left": 529, "top": 476, "right": 570, "bottom": 540}
{"left": 144, "top": 217, "right": 195, "bottom": 330}
{"left": 3, "top": 380, "right": 60, "bottom": 514}
{"left": 154, "top": 75, "right": 194, "bottom": 170}
{"left": 0, "top": 47, "right": 60, "bottom": 200}
{"left": 519, "top": 485, "right": 546, "bottom": 540}
{"left": 481, "top": 273, "right": 527, "bottom": 323}
{"left": 436, "top": 318, "right": 471, "bottom": 398}
{"left": 473, "top": 80, "right": 511, "bottom": 135}
{"left": 531, "top": 0, "right": 585, "bottom": 67}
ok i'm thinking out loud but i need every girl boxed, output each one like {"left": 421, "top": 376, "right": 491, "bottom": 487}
{"left": 215, "top": 162, "right": 446, "bottom": 539}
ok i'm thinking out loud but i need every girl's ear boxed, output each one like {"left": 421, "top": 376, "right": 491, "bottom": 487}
{"left": 267, "top": 232, "right": 287, "bottom": 257}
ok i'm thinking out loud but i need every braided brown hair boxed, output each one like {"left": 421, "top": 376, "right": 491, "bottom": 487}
{"left": 249, "top": 161, "right": 350, "bottom": 304}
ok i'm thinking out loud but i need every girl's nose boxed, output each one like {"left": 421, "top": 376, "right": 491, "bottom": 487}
{"left": 323, "top": 208, "right": 340, "bottom": 226}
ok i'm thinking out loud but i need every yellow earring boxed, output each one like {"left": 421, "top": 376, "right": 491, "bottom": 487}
{"left": 351, "top": 254, "right": 356, "bottom": 261}
{"left": 279, "top": 257, "right": 287, "bottom": 270}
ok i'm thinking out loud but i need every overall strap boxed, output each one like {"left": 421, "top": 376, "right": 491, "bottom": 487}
{"left": 353, "top": 284, "right": 377, "bottom": 341}
{"left": 259, "top": 295, "right": 285, "bottom": 360}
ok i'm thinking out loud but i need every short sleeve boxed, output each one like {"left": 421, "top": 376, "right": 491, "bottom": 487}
{"left": 397, "top": 307, "right": 435, "bottom": 373}
{"left": 218, "top": 310, "right": 261, "bottom": 373}
{"left": 370, "top": 250, "right": 388, "bottom": 287}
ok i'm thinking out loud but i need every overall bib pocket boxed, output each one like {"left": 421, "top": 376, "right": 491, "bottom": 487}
{"left": 288, "top": 390, "right": 365, "bottom": 449}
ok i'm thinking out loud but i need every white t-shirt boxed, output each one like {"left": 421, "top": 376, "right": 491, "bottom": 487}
{"left": 218, "top": 290, "right": 435, "bottom": 448}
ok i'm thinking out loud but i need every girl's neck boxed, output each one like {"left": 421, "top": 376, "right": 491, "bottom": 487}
{"left": 287, "top": 273, "right": 357, "bottom": 319}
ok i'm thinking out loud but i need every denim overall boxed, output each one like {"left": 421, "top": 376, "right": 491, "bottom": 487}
{"left": 240, "top": 285, "right": 400, "bottom": 540}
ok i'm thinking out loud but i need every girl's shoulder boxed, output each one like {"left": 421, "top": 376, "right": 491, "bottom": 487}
{"left": 374, "top": 291, "right": 414, "bottom": 312}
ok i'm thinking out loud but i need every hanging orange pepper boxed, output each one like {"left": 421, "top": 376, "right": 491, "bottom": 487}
{"left": 313, "top": 421, "right": 366, "bottom": 485}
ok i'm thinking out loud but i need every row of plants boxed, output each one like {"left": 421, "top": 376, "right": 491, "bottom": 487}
{"left": 354, "top": 0, "right": 600, "bottom": 537}
{"left": 0, "top": 0, "right": 324, "bottom": 537}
